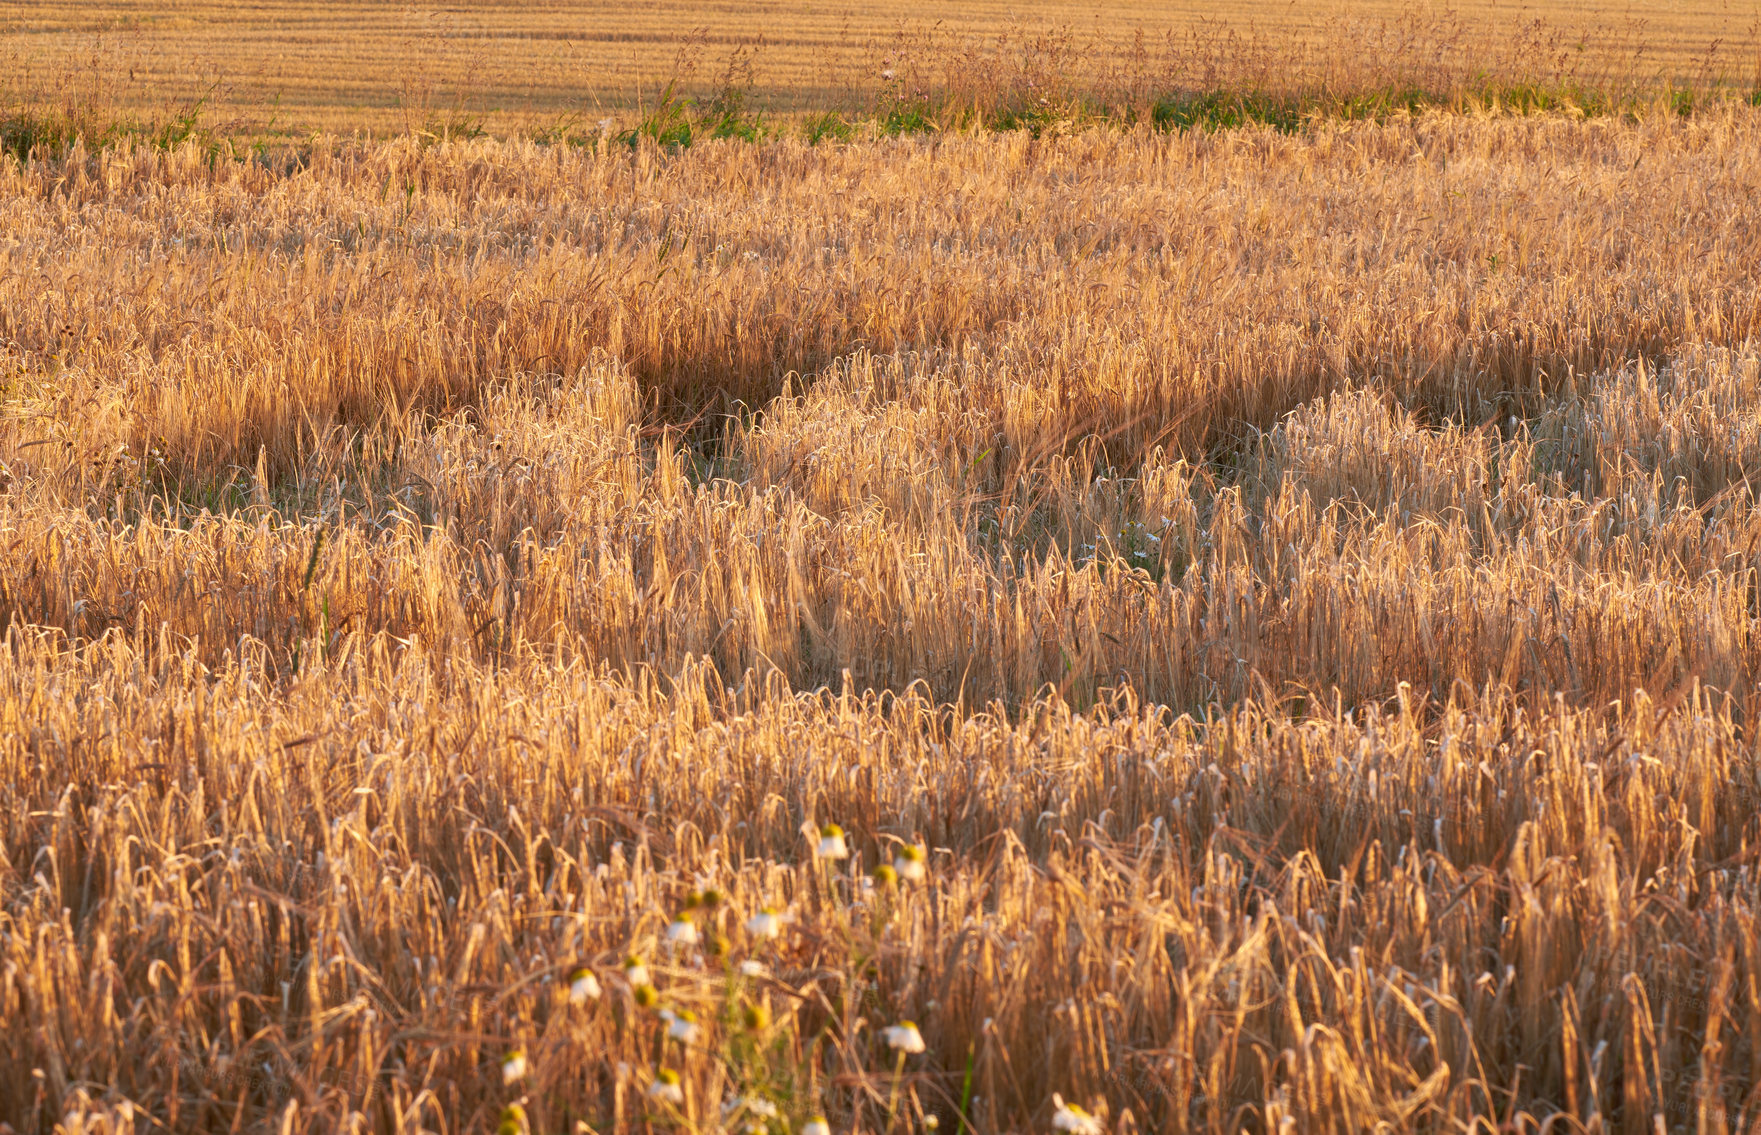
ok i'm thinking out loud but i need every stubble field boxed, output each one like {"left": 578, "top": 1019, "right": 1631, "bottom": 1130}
{"left": 2, "top": 0, "right": 1757, "bottom": 135}
{"left": 7, "top": 7, "right": 1761, "bottom": 1135}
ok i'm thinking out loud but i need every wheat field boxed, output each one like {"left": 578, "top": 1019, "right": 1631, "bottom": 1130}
{"left": 7, "top": 7, "right": 1761, "bottom": 1134}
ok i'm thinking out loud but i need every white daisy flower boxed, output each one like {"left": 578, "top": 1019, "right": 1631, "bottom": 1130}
{"left": 500, "top": 1048, "right": 528, "bottom": 1085}
{"left": 497, "top": 1103, "right": 529, "bottom": 1135}
{"left": 739, "top": 959, "right": 769, "bottom": 978}
{"left": 666, "top": 912, "right": 699, "bottom": 946}
{"left": 568, "top": 966, "right": 602, "bottom": 1004}
{"left": 1052, "top": 1094, "right": 1104, "bottom": 1134}
{"left": 724, "top": 1095, "right": 780, "bottom": 1119}
{"left": 816, "top": 824, "right": 850, "bottom": 860}
{"left": 744, "top": 907, "right": 785, "bottom": 940}
{"left": 881, "top": 1021, "right": 926, "bottom": 1053}
{"left": 803, "top": 1119, "right": 832, "bottom": 1135}
{"left": 648, "top": 1067, "right": 685, "bottom": 1105}
{"left": 893, "top": 843, "right": 928, "bottom": 882}
{"left": 622, "top": 955, "right": 650, "bottom": 987}
{"left": 664, "top": 1008, "right": 700, "bottom": 1043}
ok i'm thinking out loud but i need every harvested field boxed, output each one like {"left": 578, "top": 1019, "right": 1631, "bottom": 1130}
{"left": 5, "top": 18, "right": 1761, "bottom": 1135}
{"left": 1, "top": 1, "right": 1755, "bottom": 134}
